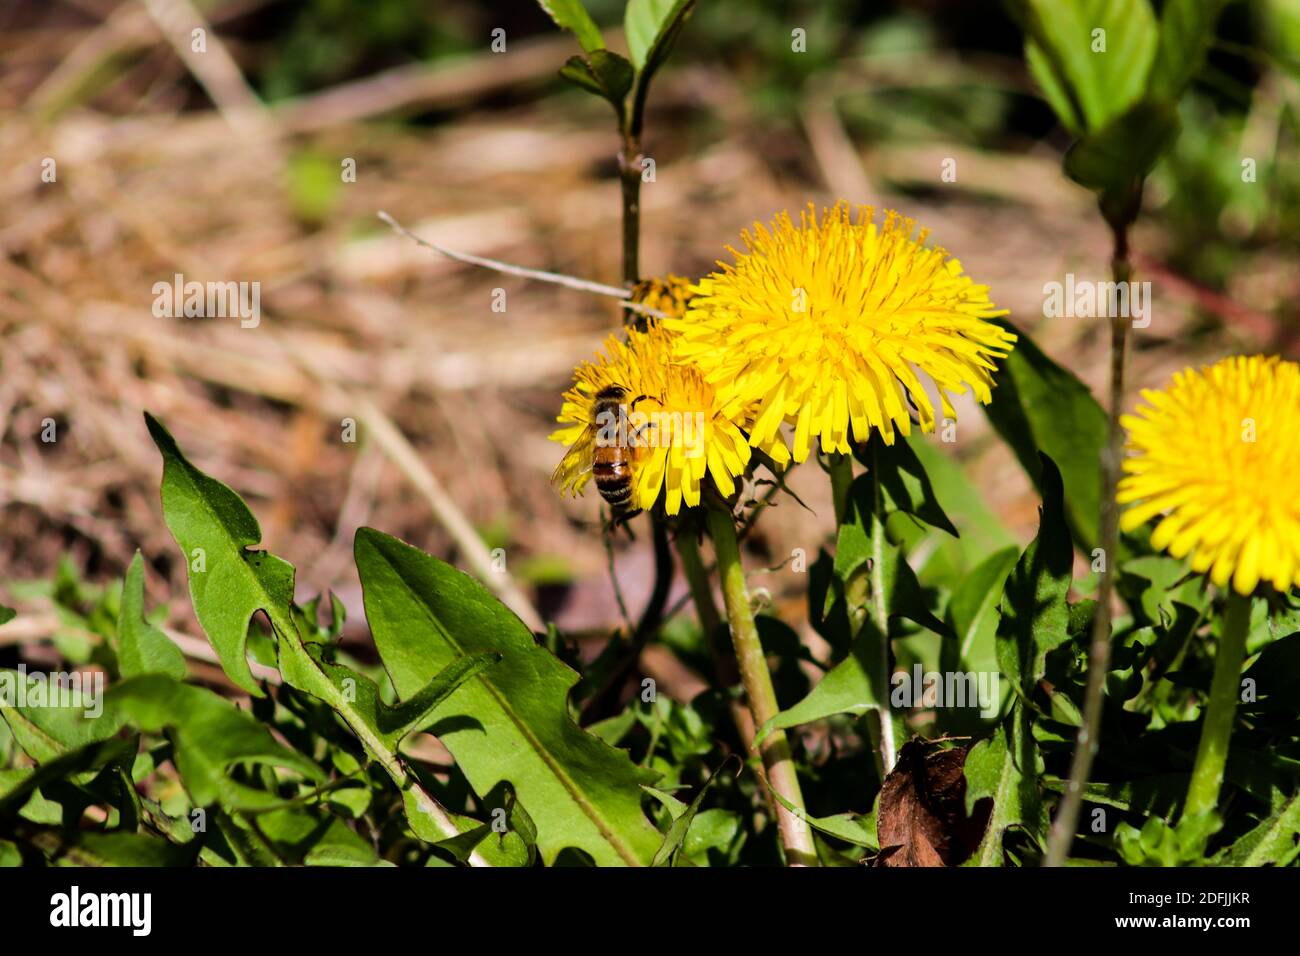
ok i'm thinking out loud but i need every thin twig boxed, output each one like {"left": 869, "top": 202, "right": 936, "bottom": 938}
{"left": 376, "top": 211, "right": 667, "bottom": 320}
{"left": 1045, "top": 223, "right": 1132, "bottom": 867}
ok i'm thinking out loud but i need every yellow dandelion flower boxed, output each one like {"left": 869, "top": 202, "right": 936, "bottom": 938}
{"left": 1117, "top": 355, "right": 1300, "bottom": 596}
{"left": 665, "top": 202, "right": 1017, "bottom": 463}
{"left": 549, "top": 324, "right": 755, "bottom": 516}
{"left": 631, "top": 274, "right": 694, "bottom": 318}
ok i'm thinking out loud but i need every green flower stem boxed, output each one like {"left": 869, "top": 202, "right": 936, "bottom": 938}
{"left": 675, "top": 531, "right": 722, "bottom": 638}
{"left": 707, "top": 507, "right": 818, "bottom": 866}
{"left": 828, "top": 451, "right": 893, "bottom": 778}
{"left": 1183, "top": 590, "right": 1252, "bottom": 821}
{"left": 676, "top": 529, "right": 782, "bottom": 823}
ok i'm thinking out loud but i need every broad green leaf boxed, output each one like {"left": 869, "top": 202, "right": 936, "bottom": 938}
{"left": 907, "top": 435, "right": 1017, "bottom": 576}
{"left": 537, "top": 0, "right": 604, "bottom": 53}
{"left": 1064, "top": 100, "right": 1179, "bottom": 193}
{"left": 768, "top": 785, "right": 878, "bottom": 850}
{"left": 301, "top": 643, "right": 499, "bottom": 750}
{"left": 0, "top": 737, "right": 139, "bottom": 819}
{"left": 964, "top": 705, "right": 1046, "bottom": 865}
{"left": 50, "top": 831, "right": 198, "bottom": 867}
{"left": 996, "top": 454, "right": 1074, "bottom": 696}
{"left": 853, "top": 432, "right": 958, "bottom": 537}
{"left": 0, "top": 839, "right": 19, "bottom": 866}
{"left": 146, "top": 412, "right": 292, "bottom": 695}
{"left": 624, "top": 0, "right": 696, "bottom": 71}
{"left": 754, "top": 634, "right": 882, "bottom": 747}
{"left": 559, "top": 50, "right": 634, "bottom": 119}
{"left": 1148, "top": 0, "right": 1228, "bottom": 100}
{"left": 109, "top": 676, "right": 323, "bottom": 810}
{"left": 682, "top": 808, "right": 744, "bottom": 864}
{"left": 146, "top": 414, "right": 493, "bottom": 855}
{"left": 983, "top": 320, "right": 1106, "bottom": 552}
{"left": 1218, "top": 794, "right": 1300, "bottom": 867}
{"left": 114, "top": 551, "right": 187, "bottom": 681}
{"left": 625, "top": 0, "right": 697, "bottom": 134}
{"left": 303, "top": 817, "right": 394, "bottom": 867}
{"left": 762, "top": 479, "right": 948, "bottom": 744}
{"left": 1022, "top": 0, "right": 1159, "bottom": 134}
{"left": 0, "top": 603, "right": 13, "bottom": 626}
{"left": 355, "top": 527, "right": 662, "bottom": 866}
{"left": 943, "top": 546, "right": 1020, "bottom": 677}
{"left": 1042, "top": 773, "right": 1187, "bottom": 817}
{"left": 835, "top": 479, "right": 950, "bottom": 640}
{"left": 0, "top": 668, "right": 123, "bottom": 762}
{"left": 1024, "top": 40, "right": 1083, "bottom": 133}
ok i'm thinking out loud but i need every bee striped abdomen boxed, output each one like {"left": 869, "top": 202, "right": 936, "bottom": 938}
{"left": 593, "top": 454, "right": 633, "bottom": 509}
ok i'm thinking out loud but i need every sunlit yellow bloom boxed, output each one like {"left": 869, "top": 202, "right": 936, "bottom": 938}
{"left": 665, "top": 202, "right": 1016, "bottom": 462}
{"left": 1118, "top": 355, "right": 1300, "bottom": 595}
{"left": 631, "top": 274, "right": 694, "bottom": 319}
{"left": 549, "top": 324, "right": 755, "bottom": 515}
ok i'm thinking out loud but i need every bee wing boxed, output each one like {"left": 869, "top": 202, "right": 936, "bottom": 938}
{"left": 550, "top": 423, "right": 596, "bottom": 488}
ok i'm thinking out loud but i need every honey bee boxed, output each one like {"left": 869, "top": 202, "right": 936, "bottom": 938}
{"left": 592, "top": 384, "right": 639, "bottom": 513}
{"left": 552, "top": 383, "right": 653, "bottom": 517}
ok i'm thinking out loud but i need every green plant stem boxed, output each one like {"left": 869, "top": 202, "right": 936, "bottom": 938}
{"left": 1183, "top": 590, "right": 1252, "bottom": 820}
{"left": 675, "top": 531, "right": 722, "bottom": 638}
{"left": 675, "top": 530, "right": 780, "bottom": 822}
{"left": 1044, "top": 223, "right": 1132, "bottom": 868}
{"left": 707, "top": 507, "right": 818, "bottom": 866}
{"left": 828, "top": 452, "right": 892, "bottom": 778}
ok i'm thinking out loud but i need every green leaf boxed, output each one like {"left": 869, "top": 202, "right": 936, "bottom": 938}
{"left": 983, "top": 320, "right": 1107, "bottom": 552}
{"left": 1148, "top": 0, "right": 1228, "bottom": 101}
{"left": 1064, "top": 100, "right": 1180, "bottom": 193}
{"left": 768, "top": 785, "right": 878, "bottom": 850}
{"left": 754, "top": 633, "right": 882, "bottom": 747}
{"left": 652, "top": 761, "right": 728, "bottom": 867}
{"left": 537, "top": 0, "right": 604, "bottom": 53}
{"left": 145, "top": 412, "right": 292, "bottom": 696}
{"left": 835, "top": 480, "right": 950, "bottom": 640}
{"left": 110, "top": 676, "right": 323, "bottom": 810}
{"left": 354, "top": 527, "right": 662, "bottom": 866}
{"left": 0, "top": 669, "right": 123, "bottom": 763}
{"left": 114, "top": 552, "right": 187, "bottom": 681}
{"left": 943, "top": 546, "right": 1020, "bottom": 676}
{"left": 145, "top": 413, "right": 493, "bottom": 855}
{"left": 964, "top": 706, "right": 1046, "bottom": 865}
{"left": 559, "top": 50, "right": 634, "bottom": 118}
{"left": 762, "top": 477, "right": 949, "bottom": 745}
{"left": 1218, "top": 794, "right": 1300, "bottom": 867}
{"left": 906, "top": 435, "right": 1017, "bottom": 577}
{"left": 996, "top": 454, "right": 1074, "bottom": 696}
{"left": 0, "top": 603, "right": 14, "bottom": 626}
{"left": 50, "top": 831, "right": 198, "bottom": 867}
{"left": 302, "top": 817, "right": 394, "bottom": 867}
{"left": 625, "top": 0, "right": 697, "bottom": 134}
{"left": 853, "top": 432, "right": 958, "bottom": 537}
{"left": 0, "top": 737, "right": 139, "bottom": 819}
{"left": 1041, "top": 773, "right": 1187, "bottom": 817}
{"left": 1022, "top": 0, "right": 1159, "bottom": 134}
{"left": 624, "top": 0, "right": 696, "bottom": 71}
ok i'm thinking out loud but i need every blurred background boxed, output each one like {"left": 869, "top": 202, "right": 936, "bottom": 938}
{"left": 1, "top": 0, "right": 1297, "bottom": 697}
